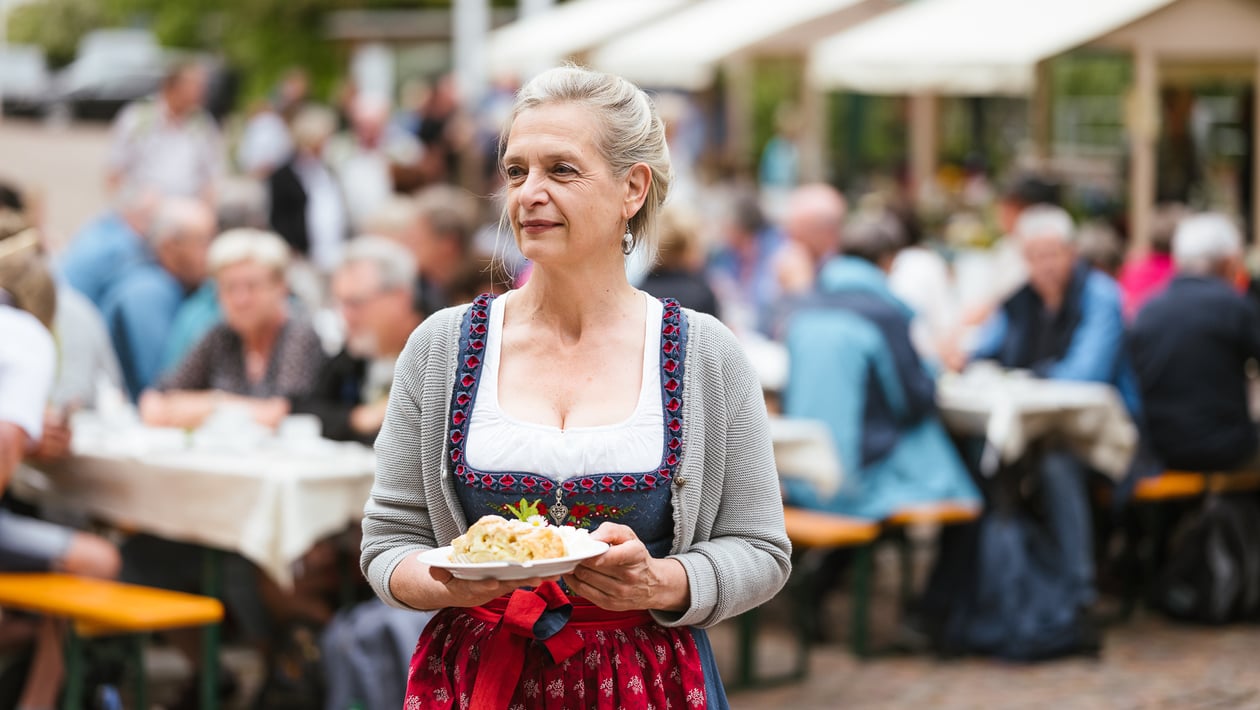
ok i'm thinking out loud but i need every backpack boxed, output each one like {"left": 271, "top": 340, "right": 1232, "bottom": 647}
{"left": 920, "top": 447, "right": 1100, "bottom": 662}
{"left": 1153, "top": 493, "right": 1260, "bottom": 624}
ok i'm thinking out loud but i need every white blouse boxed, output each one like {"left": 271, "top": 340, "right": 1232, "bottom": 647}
{"left": 464, "top": 292, "right": 665, "bottom": 480}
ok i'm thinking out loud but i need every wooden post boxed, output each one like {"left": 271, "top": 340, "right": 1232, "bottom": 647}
{"left": 1129, "top": 46, "right": 1158, "bottom": 252}
{"left": 724, "top": 55, "right": 754, "bottom": 175}
{"left": 800, "top": 61, "right": 827, "bottom": 183}
{"left": 1031, "top": 59, "right": 1053, "bottom": 161}
{"left": 1253, "top": 57, "right": 1260, "bottom": 245}
{"left": 909, "top": 92, "right": 938, "bottom": 204}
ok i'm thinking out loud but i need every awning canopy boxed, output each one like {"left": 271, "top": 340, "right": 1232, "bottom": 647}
{"left": 590, "top": 0, "right": 883, "bottom": 90}
{"left": 487, "top": 0, "right": 686, "bottom": 77}
{"left": 809, "top": 0, "right": 1177, "bottom": 95}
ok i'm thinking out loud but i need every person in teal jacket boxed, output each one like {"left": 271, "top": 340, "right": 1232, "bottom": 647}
{"left": 782, "top": 214, "right": 979, "bottom": 520}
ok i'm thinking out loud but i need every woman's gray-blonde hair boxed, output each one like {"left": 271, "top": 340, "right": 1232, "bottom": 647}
{"left": 503, "top": 65, "right": 673, "bottom": 258}
{"left": 208, "top": 228, "right": 291, "bottom": 280}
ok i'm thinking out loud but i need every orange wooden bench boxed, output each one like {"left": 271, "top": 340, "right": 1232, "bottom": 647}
{"left": 0, "top": 573, "right": 223, "bottom": 710}
{"left": 731, "top": 507, "right": 878, "bottom": 690}
{"left": 783, "top": 506, "right": 881, "bottom": 548}
{"left": 884, "top": 501, "right": 982, "bottom": 528}
{"left": 1134, "top": 470, "right": 1260, "bottom": 501}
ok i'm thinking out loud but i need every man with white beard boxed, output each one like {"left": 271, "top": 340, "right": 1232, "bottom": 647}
{"left": 292, "top": 237, "right": 424, "bottom": 443}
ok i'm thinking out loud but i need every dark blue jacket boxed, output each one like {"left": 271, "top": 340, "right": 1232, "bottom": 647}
{"left": 1130, "top": 275, "right": 1260, "bottom": 470}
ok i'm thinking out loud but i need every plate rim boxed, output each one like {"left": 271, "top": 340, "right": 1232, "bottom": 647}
{"left": 416, "top": 539, "right": 611, "bottom": 571}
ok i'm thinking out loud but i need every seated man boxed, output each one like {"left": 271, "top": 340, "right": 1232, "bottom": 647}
{"left": 159, "top": 177, "right": 272, "bottom": 375}
{"left": 409, "top": 185, "right": 480, "bottom": 312}
{"left": 783, "top": 213, "right": 979, "bottom": 519}
{"left": 0, "top": 227, "right": 120, "bottom": 710}
{"left": 950, "top": 205, "right": 1140, "bottom": 610}
{"left": 56, "top": 184, "right": 158, "bottom": 309}
{"left": 1130, "top": 213, "right": 1260, "bottom": 470}
{"left": 101, "top": 197, "right": 217, "bottom": 399}
{"left": 293, "top": 237, "right": 424, "bottom": 444}
{"left": 957, "top": 205, "right": 1141, "bottom": 412}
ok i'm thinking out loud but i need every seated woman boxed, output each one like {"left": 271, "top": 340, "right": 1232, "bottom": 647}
{"left": 782, "top": 212, "right": 979, "bottom": 520}
{"left": 131, "top": 228, "right": 330, "bottom": 706}
{"left": 140, "top": 228, "right": 326, "bottom": 430}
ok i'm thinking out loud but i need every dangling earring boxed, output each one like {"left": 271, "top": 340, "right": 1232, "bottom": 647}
{"left": 621, "top": 225, "right": 634, "bottom": 255}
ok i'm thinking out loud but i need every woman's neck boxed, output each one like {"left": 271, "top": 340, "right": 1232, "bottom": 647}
{"left": 240, "top": 312, "right": 286, "bottom": 356}
{"left": 512, "top": 264, "right": 640, "bottom": 343}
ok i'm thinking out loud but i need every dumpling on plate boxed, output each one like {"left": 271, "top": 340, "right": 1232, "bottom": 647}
{"left": 451, "top": 515, "right": 566, "bottom": 563}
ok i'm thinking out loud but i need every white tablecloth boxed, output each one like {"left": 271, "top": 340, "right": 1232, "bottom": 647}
{"left": 769, "top": 416, "right": 843, "bottom": 497}
{"left": 937, "top": 370, "right": 1137, "bottom": 479}
{"left": 16, "top": 417, "right": 375, "bottom": 588}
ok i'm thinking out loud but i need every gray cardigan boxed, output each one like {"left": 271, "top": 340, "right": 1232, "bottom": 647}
{"left": 361, "top": 303, "right": 791, "bottom": 629}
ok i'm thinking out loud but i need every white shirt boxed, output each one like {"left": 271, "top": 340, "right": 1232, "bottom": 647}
{"left": 51, "top": 285, "right": 123, "bottom": 408}
{"left": 107, "top": 98, "right": 224, "bottom": 198}
{"left": 465, "top": 293, "right": 664, "bottom": 480}
{"left": 889, "top": 246, "right": 958, "bottom": 362}
{"left": 0, "top": 306, "right": 55, "bottom": 441}
{"left": 236, "top": 110, "right": 293, "bottom": 176}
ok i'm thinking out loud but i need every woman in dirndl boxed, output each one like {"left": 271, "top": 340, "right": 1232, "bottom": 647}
{"left": 361, "top": 65, "right": 791, "bottom": 710}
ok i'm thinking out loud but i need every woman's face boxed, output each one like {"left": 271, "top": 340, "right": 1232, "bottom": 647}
{"left": 502, "top": 103, "right": 644, "bottom": 266}
{"left": 217, "top": 260, "right": 287, "bottom": 336}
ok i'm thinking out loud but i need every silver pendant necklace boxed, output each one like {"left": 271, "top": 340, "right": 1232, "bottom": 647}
{"left": 548, "top": 488, "right": 569, "bottom": 525}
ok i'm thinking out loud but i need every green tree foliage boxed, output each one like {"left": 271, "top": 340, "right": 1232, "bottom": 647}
{"left": 6, "top": 0, "right": 107, "bottom": 67}
{"left": 6, "top": 0, "right": 524, "bottom": 106}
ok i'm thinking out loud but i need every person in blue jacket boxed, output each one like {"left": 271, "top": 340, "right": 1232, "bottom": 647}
{"left": 783, "top": 212, "right": 979, "bottom": 520}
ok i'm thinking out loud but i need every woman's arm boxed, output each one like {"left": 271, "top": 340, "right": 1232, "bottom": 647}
{"left": 361, "top": 308, "right": 539, "bottom": 611}
{"left": 652, "top": 319, "right": 792, "bottom": 629}
{"left": 0, "top": 422, "right": 28, "bottom": 491}
{"left": 139, "top": 390, "right": 289, "bottom": 429}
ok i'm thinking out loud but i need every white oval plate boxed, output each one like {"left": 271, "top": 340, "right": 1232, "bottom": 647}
{"left": 417, "top": 539, "right": 610, "bottom": 581}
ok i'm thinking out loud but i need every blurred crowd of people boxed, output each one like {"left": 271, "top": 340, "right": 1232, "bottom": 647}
{"left": 4, "top": 55, "right": 1260, "bottom": 705}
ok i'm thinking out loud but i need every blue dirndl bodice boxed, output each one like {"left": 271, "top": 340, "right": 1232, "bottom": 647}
{"left": 447, "top": 293, "right": 688, "bottom": 558}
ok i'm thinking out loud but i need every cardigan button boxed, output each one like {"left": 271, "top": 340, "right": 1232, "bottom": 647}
{"left": 674, "top": 476, "right": 686, "bottom": 487}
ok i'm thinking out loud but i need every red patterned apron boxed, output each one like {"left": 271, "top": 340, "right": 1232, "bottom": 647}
{"left": 403, "top": 582, "right": 707, "bottom": 710}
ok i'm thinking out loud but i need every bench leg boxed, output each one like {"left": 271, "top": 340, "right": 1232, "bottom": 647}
{"left": 62, "top": 627, "right": 84, "bottom": 710}
{"left": 788, "top": 560, "right": 812, "bottom": 680}
{"left": 729, "top": 571, "right": 812, "bottom": 690}
{"left": 897, "top": 533, "right": 914, "bottom": 612}
{"left": 734, "top": 606, "right": 758, "bottom": 688}
{"left": 201, "top": 548, "right": 223, "bottom": 710}
{"left": 850, "top": 545, "right": 873, "bottom": 659}
{"left": 130, "top": 634, "right": 147, "bottom": 710}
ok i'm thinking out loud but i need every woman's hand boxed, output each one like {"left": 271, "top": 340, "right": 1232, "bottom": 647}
{"left": 425, "top": 565, "right": 559, "bottom": 609}
{"left": 563, "top": 523, "right": 690, "bottom": 613}
{"left": 389, "top": 553, "right": 558, "bottom": 610}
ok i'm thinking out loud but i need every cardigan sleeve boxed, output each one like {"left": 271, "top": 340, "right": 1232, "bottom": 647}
{"left": 653, "top": 315, "right": 792, "bottom": 628}
{"left": 360, "top": 318, "right": 444, "bottom": 610}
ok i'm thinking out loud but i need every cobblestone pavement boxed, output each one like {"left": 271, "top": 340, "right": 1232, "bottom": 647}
{"left": 714, "top": 613, "right": 1260, "bottom": 710}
